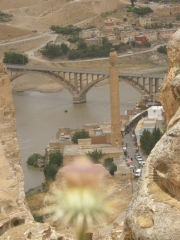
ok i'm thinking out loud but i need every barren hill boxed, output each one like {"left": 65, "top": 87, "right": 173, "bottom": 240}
{"left": 1, "top": 0, "right": 121, "bottom": 31}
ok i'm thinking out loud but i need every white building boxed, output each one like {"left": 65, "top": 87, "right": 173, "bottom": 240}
{"left": 147, "top": 106, "right": 163, "bottom": 120}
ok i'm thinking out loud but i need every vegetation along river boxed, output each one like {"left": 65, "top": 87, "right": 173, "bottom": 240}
{"left": 13, "top": 82, "right": 141, "bottom": 191}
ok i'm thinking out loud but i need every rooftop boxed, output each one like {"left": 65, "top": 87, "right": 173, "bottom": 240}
{"left": 64, "top": 144, "right": 122, "bottom": 156}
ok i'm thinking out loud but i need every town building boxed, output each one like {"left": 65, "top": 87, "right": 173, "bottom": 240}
{"left": 144, "top": 30, "right": 158, "bottom": 42}
{"left": 104, "top": 18, "right": 121, "bottom": 27}
{"left": 85, "top": 37, "right": 103, "bottom": 47}
{"left": 134, "top": 35, "right": 147, "bottom": 45}
{"left": 139, "top": 17, "right": 151, "bottom": 27}
{"left": 158, "top": 28, "right": 177, "bottom": 39}
{"left": 79, "top": 28, "right": 102, "bottom": 39}
{"left": 156, "top": 4, "right": 180, "bottom": 16}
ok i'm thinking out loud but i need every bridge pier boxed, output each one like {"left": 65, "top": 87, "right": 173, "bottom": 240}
{"left": 73, "top": 94, "right": 86, "bottom": 104}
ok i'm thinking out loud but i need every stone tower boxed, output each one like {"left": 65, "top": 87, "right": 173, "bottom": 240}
{"left": 109, "top": 48, "right": 122, "bottom": 147}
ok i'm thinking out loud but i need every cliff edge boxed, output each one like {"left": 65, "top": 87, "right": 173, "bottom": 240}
{"left": 0, "top": 62, "right": 61, "bottom": 239}
{"left": 122, "top": 29, "right": 180, "bottom": 240}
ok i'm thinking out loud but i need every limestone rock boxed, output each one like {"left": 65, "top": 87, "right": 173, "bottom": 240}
{"left": 0, "top": 62, "right": 61, "bottom": 239}
{"left": 159, "top": 29, "right": 180, "bottom": 123}
{"left": 122, "top": 30, "right": 180, "bottom": 240}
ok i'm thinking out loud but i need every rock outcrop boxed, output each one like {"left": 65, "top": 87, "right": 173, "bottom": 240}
{"left": 122, "top": 29, "right": 180, "bottom": 240}
{"left": 0, "top": 62, "right": 61, "bottom": 239}
{"left": 159, "top": 29, "right": 180, "bottom": 123}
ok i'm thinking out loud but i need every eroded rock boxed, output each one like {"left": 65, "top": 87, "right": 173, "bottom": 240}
{"left": 122, "top": 29, "right": 180, "bottom": 240}
{"left": 0, "top": 62, "right": 61, "bottom": 239}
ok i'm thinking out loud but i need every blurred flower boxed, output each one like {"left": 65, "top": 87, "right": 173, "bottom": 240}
{"left": 42, "top": 157, "right": 117, "bottom": 240}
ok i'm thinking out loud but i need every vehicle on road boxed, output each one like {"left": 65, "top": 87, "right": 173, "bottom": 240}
{"left": 139, "top": 160, "right": 145, "bottom": 165}
{"left": 135, "top": 155, "right": 142, "bottom": 159}
{"left": 136, "top": 158, "right": 143, "bottom": 162}
{"left": 135, "top": 169, "right": 142, "bottom": 177}
{"left": 127, "top": 51, "right": 133, "bottom": 54}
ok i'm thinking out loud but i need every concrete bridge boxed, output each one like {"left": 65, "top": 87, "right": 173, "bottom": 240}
{"left": 5, "top": 64, "right": 165, "bottom": 104}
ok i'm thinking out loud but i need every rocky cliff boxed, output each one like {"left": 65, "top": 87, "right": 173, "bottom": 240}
{"left": 122, "top": 29, "right": 180, "bottom": 240}
{"left": 0, "top": 62, "right": 61, "bottom": 239}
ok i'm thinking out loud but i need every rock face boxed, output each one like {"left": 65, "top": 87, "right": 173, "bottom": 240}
{"left": 122, "top": 29, "right": 180, "bottom": 240}
{"left": 0, "top": 62, "right": 61, "bottom": 239}
{"left": 159, "top": 29, "right": 180, "bottom": 123}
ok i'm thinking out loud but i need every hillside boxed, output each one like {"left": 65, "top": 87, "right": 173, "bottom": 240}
{"left": 1, "top": 0, "right": 122, "bottom": 31}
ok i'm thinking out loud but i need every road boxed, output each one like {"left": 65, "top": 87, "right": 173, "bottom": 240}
{"left": 5, "top": 63, "right": 165, "bottom": 79}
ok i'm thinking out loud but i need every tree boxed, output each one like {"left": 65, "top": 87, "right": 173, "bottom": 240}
{"left": 3, "top": 52, "right": 28, "bottom": 65}
{"left": 131, "top": 0, "right": 136, "bottom": 7}
{"left": 103, "top": 158, "right": 117, "bottom": 175}
{"left": 43, "top": 151, "right": 63, "bottom": 181}
{"left": 86, "top": 149, "right": 105, "bottom": 163}
{"left": 49, "top": 152, "right": 63, "bottom": 166}
{"left": 151, "top": 127, "right": 162, "bottom": 148}
{"left": 71, "top": 130, "right": 90, "bottom": 144}
{"left": 140, "top": 128, "right": 162, "bottom": 155}
{"left": 145, "top": 42, "right": 151, "bottom": 48}
{"left": 27, "top": 153, "right": 45, "bottom": 167}
{"left": 140, "top": 129, "right": 153, "bottom": 155}
{"left": 157, "top": 45, "right": 167, "bottom": 55}
{"left": 61, "top": 43, "right": 69, "bottom": 54}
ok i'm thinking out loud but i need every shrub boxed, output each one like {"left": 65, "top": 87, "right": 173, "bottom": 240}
{"left": 72, "top": 129, "right": 90, "bottom": 144}
{"left": 86, "top": 149, "right": 105, "bottom": 164}
{"left": 43, "top": 152, "right": 63, "bottom": 181}
{"left": 157, "top": 45, "right": 167, "bottom": 54}
{"left": 33, "top": 214, "right": 44, "bottom": 223}
{"left": 27, "top": 153, "right": 45, "bottom": 167}
{"left": 3, "top": 52, "right": 28, "bottom": 65}
{"left": 103, "top": 158, "right": 117, "bottom": 175}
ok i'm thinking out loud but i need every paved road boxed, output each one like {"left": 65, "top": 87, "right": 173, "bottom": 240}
{"left": 5, "top": 64, "right": 165, "bottom": 79}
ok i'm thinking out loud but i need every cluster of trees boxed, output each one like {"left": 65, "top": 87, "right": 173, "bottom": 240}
{"left": 146, "top": 23, "right": 173, "bottom": 29}
{"left": 71, "top": 129, "right": 90, "bottom": 144}
{"left": 157, "top": 45, "right": 167, "bottom": 54}
{"left": 3, "top": 52, "right": 28, "bottom": 65}
{"left": 127, "top": 6, "right": 153, "bottom": 15}
{"left": 43, "top": 152, "right": 63, "bottom": 181}
{"left": 50, "top": 25, "right": 82, "bottom": 35}
{"left": 27, "top": 153, "right": 45, "bottom": 167}
{"left": 41, "top": 43, "right": 69, "bottom": 59}
{"left": 140, "top": 128, "right": 163, "bottom": 155}
{"left": 131, "top": 41, "right": 151, "bottom": 48}
{"left": 86, "top": 149, "right": 117, "bottom": 175}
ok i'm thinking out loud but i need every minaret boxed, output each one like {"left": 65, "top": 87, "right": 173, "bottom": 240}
{"left": 109, "top": 48, "right": 122, "bottom": 147}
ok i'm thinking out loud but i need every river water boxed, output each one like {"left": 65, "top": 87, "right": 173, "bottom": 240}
{"left": 13, "top": 82, "right": 141, "bottom": 191}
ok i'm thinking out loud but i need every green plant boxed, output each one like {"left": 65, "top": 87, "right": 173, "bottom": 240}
{"left": 157, "top": 45, "right": 167, "bottom": 54}
{"left": 103, "top": 158, "right": 117, "bottom": 175}
{"left": 43, "top": 152, "right": 63, "bottom": 181}
{"left": 33, "top": 214, "right": 44, "bottom": 223}
{"left": 71, "top": 130, "right": 90, "bottom": 144}
{"left": 27, "top": 153, "right": 45, "bottom": 167}
{"left": 3, "top": 52, "right": 28, "bottom": 65}
{"left": 86, "top": 149, "right": 105, "bottom": 163}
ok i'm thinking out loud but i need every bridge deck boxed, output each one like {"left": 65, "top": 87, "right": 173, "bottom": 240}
{"left": 5, "top": 64, "right": 165, "bottom": 79}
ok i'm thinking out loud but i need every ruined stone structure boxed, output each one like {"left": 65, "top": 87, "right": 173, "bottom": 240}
{"left": 0, "top": 62, "right": 62, "bottom": 239}
{"left": 109, "top": 49, "right": 122, "bottom": 147}
{"left": 122, "top": 29, "right": 180, "bottom": 240}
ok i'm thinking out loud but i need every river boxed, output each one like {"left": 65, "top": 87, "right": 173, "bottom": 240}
{"left": 12, "top": 82, "right": 141, "bottom": 191}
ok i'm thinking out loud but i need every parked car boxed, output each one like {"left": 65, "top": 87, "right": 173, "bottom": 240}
{"left": 135, "top": 169, "right": 142, "bottom": 177}
{"left": 139, "top": 160, "right": 145, "bottom": 165}
{"left": 137, "top": 158, "right": 143, "bottom": 162}
{"left": 135, "top": 155, "right": 142, "bottom": 159}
